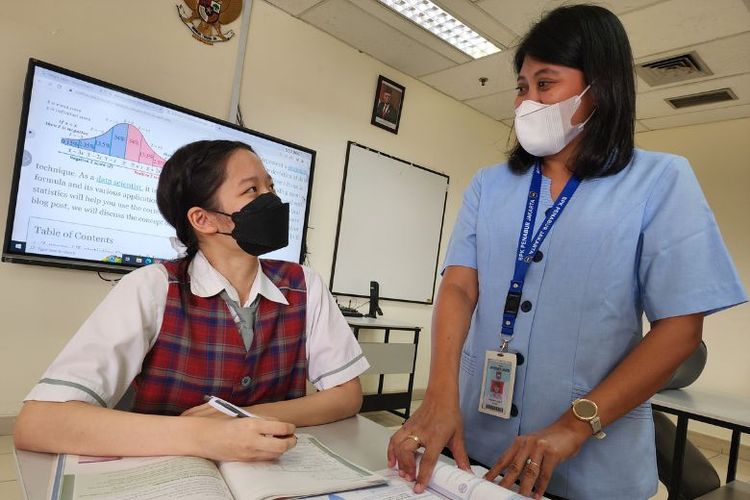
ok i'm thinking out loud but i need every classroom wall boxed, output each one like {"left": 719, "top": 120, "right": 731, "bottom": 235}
{"left": 636, "top": 118, "right": 750, "bottom": 440}
{"left": 0, "top": 0, "right": 508, "bottom": 416}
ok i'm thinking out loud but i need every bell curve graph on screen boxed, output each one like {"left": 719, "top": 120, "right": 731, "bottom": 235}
{"left": 61, "top": 123, "right": 167, "bottom": 168}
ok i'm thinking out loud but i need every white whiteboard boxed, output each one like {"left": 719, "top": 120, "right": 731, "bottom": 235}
{"left": 330, "top": 143, "right": 449, "bottom": 304}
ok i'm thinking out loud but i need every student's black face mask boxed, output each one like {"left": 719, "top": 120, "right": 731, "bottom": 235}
{"left": 211, "top": 192, "right": 289, "bottom": 256}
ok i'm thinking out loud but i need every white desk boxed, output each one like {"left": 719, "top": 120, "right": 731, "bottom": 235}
{"left": 15, "top": 415, "right": 394, "bottom": 500}
{"left": 652, "top": 388, "right": 750, "bottom": 500}
{"left": 347, "top": 317, "right": 421, "bottom": 419}
{"left": 346, "top": 317, "right": 421, "bottom": 330}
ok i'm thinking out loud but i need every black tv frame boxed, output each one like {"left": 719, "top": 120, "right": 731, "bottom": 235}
{"left": 3, "top": 58, "right": 316, "bottom": 273}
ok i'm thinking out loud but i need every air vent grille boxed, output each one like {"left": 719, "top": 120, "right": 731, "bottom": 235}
{"left": 666, "top": 88, "right": 737, "bottom": 109}
{"left": 637, "top": 52, "right": 712, "bottom": 86}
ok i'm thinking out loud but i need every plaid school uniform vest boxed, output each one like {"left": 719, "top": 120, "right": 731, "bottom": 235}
{"left": 131, "top": 259, "right": 308, "bottom": 415}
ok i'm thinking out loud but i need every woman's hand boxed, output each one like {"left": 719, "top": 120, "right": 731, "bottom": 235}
{"left": 387, "top": 266, "right": 477, "bottom": 493}
{"left": 198, "top": 417, "right": 297, "bottom": 462}
{"left": 484, "top": 417, "right": 590, "bottom": 499}
{"left": 387, "top": 396, "right": 470, "bottom": 493}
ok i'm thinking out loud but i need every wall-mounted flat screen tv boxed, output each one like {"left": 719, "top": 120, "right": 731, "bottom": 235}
{"left": 3, "top": 59, "right": 315, "bottom": 272}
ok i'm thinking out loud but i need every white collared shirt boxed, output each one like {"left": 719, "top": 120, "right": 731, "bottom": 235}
{"left": 25, "top": 252, "right": 369, "bottom": 408}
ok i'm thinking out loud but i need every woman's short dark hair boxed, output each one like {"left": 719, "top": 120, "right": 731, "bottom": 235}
{"left": 157, "top": 140, "right": 255, "bottom": 304}
{"left": 508, "top": 4, "right": 635, "bottom": 179}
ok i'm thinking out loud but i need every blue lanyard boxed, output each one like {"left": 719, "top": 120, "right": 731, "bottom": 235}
{"left": 500, "top": 163, "right": 581, "bottom": 350}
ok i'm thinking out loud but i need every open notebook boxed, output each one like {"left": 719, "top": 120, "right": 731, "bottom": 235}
{"left": 47, "top": 434, "right": 386, "bottom": 500}
{"left": 305, "top": 460, "right": 549, "bottom": 499}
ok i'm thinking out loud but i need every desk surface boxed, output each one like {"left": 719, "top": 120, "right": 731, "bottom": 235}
{"left": 346, "top": 317, "right": 421, "bottom": 330}
{"left": 652, "top": 388, "right": 750, "bottom": 429}
{"left": 15, "top": 415, "right": 394, "bottom": 500}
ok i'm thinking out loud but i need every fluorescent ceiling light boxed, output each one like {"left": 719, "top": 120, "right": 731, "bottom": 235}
{"left": 377, "top": 0, "right": 501, "bottom": 59}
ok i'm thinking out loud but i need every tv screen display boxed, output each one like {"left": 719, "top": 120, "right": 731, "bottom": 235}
{"left": 3, "top": 59, "right": 315, "bottom": 272}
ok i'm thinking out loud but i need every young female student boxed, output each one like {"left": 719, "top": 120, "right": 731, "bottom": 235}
{"left": 388, "top": 5, "right": 746, "bottom": 500}
{"left": 14, "top": 140, "right": 369, "bottom": 462}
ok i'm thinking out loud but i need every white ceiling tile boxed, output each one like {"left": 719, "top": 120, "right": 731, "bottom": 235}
{"left": 421, "top": 50, "right": 517, "bottom": 100}
{"left": 464, "top": 88, "right": 517, "bottom": 120}
{"left": 636, "top": 73, "right": 750, "bottom": 119}
{"left": 433, "top": 0, "right": 520, "bottom": 47}
{"left": 473, "top": 0, "right": 663, "bottom": 38}
{"left": 607, "top": 0, "right": 677, "bottom": 15}
{"left": 301, "top": 0, "right": 458, "bottom": 77}
{"left": 473, "top": 0, "right": 559, "bottom": 38}
{"left": 265, "top": 0, "right": 327, "bottom": 16}
{"left": 621, "top": 0, "right": 750, "bottom": 59}
{"left": 636, "top": 32, "right": 750, "bottom": 92}
{"left": 352, "top": 0, "right": 471, "bottom": 64}
{"left": 639, "top": 103, "right": 750, "bottom": 130}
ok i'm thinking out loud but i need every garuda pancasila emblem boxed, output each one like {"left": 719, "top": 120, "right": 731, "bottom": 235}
{"left": 177, "top": 0, "right": 242, "bottom": 45}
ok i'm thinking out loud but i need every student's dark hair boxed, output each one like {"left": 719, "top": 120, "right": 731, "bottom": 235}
{"left": 508, "top": 4, "right": 635, "bottom": 178}
{"left": 157, "top": 140, "right": 255, "bottom": 310}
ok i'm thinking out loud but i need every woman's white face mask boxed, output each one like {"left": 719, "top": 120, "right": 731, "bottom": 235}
{"left": 514, "top": 85, "right": 593, "bottom": 157}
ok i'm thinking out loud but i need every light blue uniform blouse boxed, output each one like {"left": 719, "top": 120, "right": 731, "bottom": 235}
{"left": 443, "top": 149, "right": 747, "bottom": 500}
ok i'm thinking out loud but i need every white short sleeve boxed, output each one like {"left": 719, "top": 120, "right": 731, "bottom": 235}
{"left": 24, "top": 265, "right": 169, "bottom": 407}
{"left": 303, "top": 267, "right": 369, "bottom": 390}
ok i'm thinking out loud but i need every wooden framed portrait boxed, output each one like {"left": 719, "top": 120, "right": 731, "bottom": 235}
{"left": 370, "top": 75, "right": 405, "bottom": 134}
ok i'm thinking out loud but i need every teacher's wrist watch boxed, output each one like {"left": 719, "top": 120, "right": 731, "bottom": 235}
{"left": 571, "top": 398, "right": 606, "bottom": 439}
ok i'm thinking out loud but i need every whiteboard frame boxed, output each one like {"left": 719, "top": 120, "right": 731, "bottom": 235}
{"left": 329, "top": 142, "right": 449, "bottom": 305}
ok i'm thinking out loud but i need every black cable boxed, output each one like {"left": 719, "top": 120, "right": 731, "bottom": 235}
{"left": 97, "top": 272, "right": 121, "bottom": 283}
{"left": 236, "top": 105, "right": 245, "bottom": 127}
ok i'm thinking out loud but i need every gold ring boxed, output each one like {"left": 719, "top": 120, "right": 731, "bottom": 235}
{"left": 406, "top": 434, "right": 421, "bottom": 446}
{"left": 525, "top": 458, "right": 540, "bottom": 469}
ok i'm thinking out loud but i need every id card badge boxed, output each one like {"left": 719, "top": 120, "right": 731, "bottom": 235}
{"left": 478, "top": 350, "right": 517, "bottom": 419}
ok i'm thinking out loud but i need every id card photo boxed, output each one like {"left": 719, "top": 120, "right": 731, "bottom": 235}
{"left": 478, "top": 351, "right": 517, "bottom": 419}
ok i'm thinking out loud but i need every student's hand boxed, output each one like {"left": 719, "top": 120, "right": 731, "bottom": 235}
{"left": 483, "top": 417, "right": 589, "bottom": 500}
{"left": 199, "top": 417, "right": 297, "bottom": 462}
{"left": 387, "top": 396, "right": 469, "bottom": 493}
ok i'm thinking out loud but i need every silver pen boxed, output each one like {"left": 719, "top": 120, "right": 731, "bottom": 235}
{"left": 204, "top": 395, "right": 260, "bottom": 418}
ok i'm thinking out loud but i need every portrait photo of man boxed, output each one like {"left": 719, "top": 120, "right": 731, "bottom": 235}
{"left": 376, "top": 90, "right": 398, "bottom": 122}
{"left": 371, "top": 75, "right": 405, "bottom": 134}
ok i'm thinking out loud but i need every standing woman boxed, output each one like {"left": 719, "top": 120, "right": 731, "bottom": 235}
{"left": 389, "top": 5, "right": 746, "bottom": 500}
